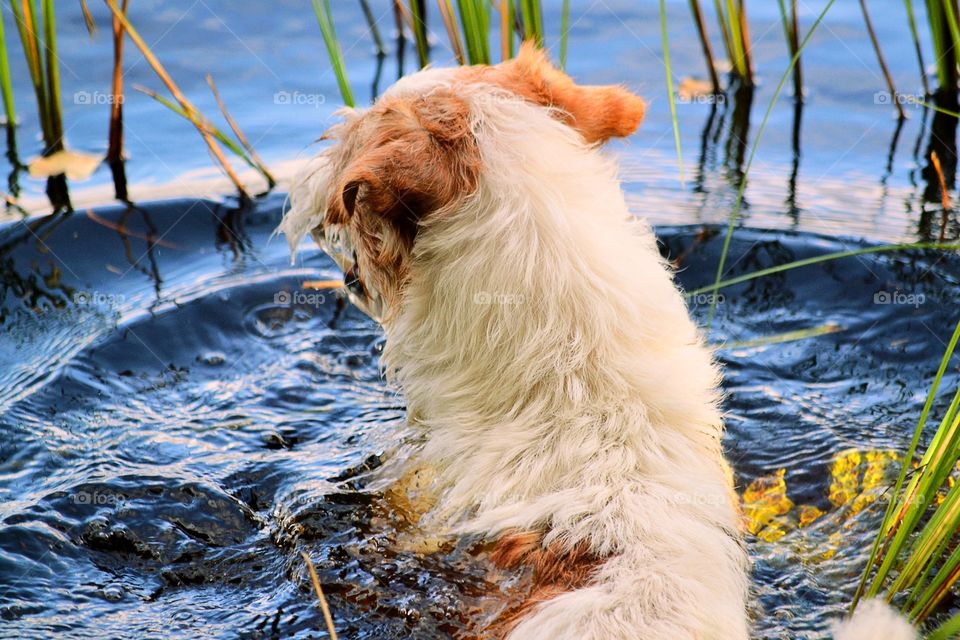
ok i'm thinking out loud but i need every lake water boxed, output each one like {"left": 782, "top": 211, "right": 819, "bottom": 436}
{"left": 1, "top": 1, "right": 958, "bottom": 638}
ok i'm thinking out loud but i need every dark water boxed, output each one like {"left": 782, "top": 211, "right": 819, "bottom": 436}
{"left": 2, "top": 0, "right": 960, "bottom": 638}
{"left": 1, "top": 200, "right": 958, "bottom": 639}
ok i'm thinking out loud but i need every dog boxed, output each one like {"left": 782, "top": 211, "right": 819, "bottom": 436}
{"left": 281, "top": 44, "right": 907, "bottom": 640}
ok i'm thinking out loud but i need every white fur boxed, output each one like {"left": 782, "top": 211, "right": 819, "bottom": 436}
{"left": 285, "top": 71, "right": 750, "bottom": 639}
{"left": 832, "top": 600, "right": 916, "bottom": 640}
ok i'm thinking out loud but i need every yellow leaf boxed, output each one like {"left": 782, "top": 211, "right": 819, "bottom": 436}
{"left": 302, "top": 280, "right": 345, "bottom": 290}
{"left": 28, "top": 150, "right": 102, "bottom": 181}
{"left": 742, "top": 469, "right": 794, "bottom": 535}
{"left": 829, "top": 449, "right": 862, "bottom": 508}
{"left": 678, "top": 77, "right": 714, "bottom": 101}
{"left": 798, "top": 504, "right": 825, "bottom": 528}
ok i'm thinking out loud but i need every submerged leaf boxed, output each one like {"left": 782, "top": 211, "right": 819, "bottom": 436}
{"left": 742, "top": 468, "right": 794, "bottom": 535}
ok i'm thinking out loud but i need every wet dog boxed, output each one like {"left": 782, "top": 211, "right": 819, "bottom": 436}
{"left": 281, "top": 44, "right": 897, "bottom": 640}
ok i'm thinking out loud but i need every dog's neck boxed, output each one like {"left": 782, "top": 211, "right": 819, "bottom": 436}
{"left": 379, "top": 100, "right": 731, "bottom": 539}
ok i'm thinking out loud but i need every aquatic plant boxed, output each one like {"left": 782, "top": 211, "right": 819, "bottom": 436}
{"left": 206, "top": 75, "right": 276, "bottom": 189}
{"left": 921, "top": 0, "right": 960, "bottom": 92}
{"left": 456, "top": 0, "right": 492, "bottom": 65}
{"left": 0, "top": 7, "right": 15, "bottom": 129}
{"left": 660, "top": 0, "right": 685, "bottom": 186}
{"left": 318, "top": 1, "right": 559, "bottom": 106}
{"left": 851, "top": 318, "right": 960, "bottom": 639}
{"left": 312, "top": 0, "right": 356, "bottom": 107}
{"left": 107, "top": 0, "right": 128, "bottom": 200}
{"left": 713, "top": 0, "right": 752, "bottom": 87}
{"left": 135, "top": 85, "right": 274, "bottom": 191}
{"left": 104, "top": 0, "right": 278, "bottom": 199}
{"left": 859, "top": 0, "right": 905, "bottom": 119}
{"left": 358, "top": 0, "right": 386, "bottom": 57}
{"left": 9, "top": 0, "right": 64, "bottom": 156}
{"left": 775, "top": 0, "right": 801, "bottom": 99}
{"left": 688, "top": 0, "right": 721, "bottom": 94}
{"left": 302, "top": 551, "right": 339, "bottom": 640}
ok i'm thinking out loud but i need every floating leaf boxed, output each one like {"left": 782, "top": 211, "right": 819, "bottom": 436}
{"left": 677, "top": 77, "right": 714, "bottom": 101}
{"left": 302, "top": 280, "right": 345, "bottom": 290}
{"left": 27, "top": 149, "right": 101, "bottom": 180}
{"left": 798, "top": 504, "right": 825, "bottom": 528}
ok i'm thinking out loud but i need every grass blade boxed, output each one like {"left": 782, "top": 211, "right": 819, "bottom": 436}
{"left": 929, "top": 611, "right": 960, "bottom": 640}
{"left": 724, "top": 0, "right": 747, "bottom": 81}
{"left": 437, "top": 0, "right": 465, "bottom": 65}
{"left": 659, "top": 0, "right": 684, "bottom": 188}
{"left": 206, "top": 74, "right": 276, "bottom": 189}
{"left": 301, "top": 552, "right": 338, "bottom": 640}
{"left": 107, "top": 0, "right": 128, "bottom": 165}
{"left": 311, "top": 0, "right": 356, "bottom": 107}
{"left": 904, "top": 0, "right": 930, "bottom": 95}
{"left": 0, "top": 6, "right": 16, "bottom": 126}
{"left": 712, "top": 0, "right": 733, "bottom": 65}
{"left": 457, "top": 0, "right": 491, "bottom": 64}
{"left": 559, "top": 0, "right": 569, "bottom": 70}
{"left": 519, "top": 0, "right": 543, "bottom": 48}
{"left": 11, "top": 0, "right": 53, "bottom": 150}
{"left": 358, "top": 0, "right": 386, "bottom": 56}
{"left": 688, "top": 0, "right": 721, "bottom": 94}
{"left": 40, "top": 0, "right": 64, "bottom": 153}
{"left": 685, "top": 241, "right": 960, "bottom": 298}
{"left": 78, "top": 0, "right": 96, "bottom": 36}
{"left": 776, "top": 0, "right": 802, "bottom": 99}
{"left": 407, "top": 0, "right": 429, "bottom": 68}
{"left": 136, "top": 85, "right": 269, "bottom": 188}
{"left": 859, "top": 0, "right": 905, "bottom": 119}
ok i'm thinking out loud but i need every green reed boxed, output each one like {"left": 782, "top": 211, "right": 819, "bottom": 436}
{"left": 0, "top": 8, "right": 15, "bottom": 128}
{"left": 9, "top": 0, "right": 64, "bottom": 155}
{"left": 714, "top": 0, "right": 752, "bottom": 86}
{"left": 922, "top": 0, "right": 960, "bottom": 90}
{"left": 312, "top": 0, "right": 356, "bottom": 107}
{"left": 852, "top": 318, "right": 960, "bottom": 639}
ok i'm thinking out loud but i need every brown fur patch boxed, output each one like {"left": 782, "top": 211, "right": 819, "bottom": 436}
{"left": 463, "top": 42, "right": 646, "bottom": 144}
{"left": 324, "top": 88, "right": 481, "bottom": 315}
{"left": 484, "top": 531, "right": 603, "bottom": 638}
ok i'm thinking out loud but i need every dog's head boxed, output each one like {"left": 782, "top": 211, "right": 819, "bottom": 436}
{"left": 283, "top": 44, "right": 646, "bottom": 323}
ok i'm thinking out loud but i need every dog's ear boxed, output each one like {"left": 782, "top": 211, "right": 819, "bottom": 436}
{"left": 326, "top": 90, "right": 479, "bottom": 232}
{"left": 485, "top": 42, "right": 646, "bottom": 144}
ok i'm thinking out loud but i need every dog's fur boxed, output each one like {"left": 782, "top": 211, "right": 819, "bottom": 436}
{"left": 281, "top": 45, "right": 903, "bottom": 640}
